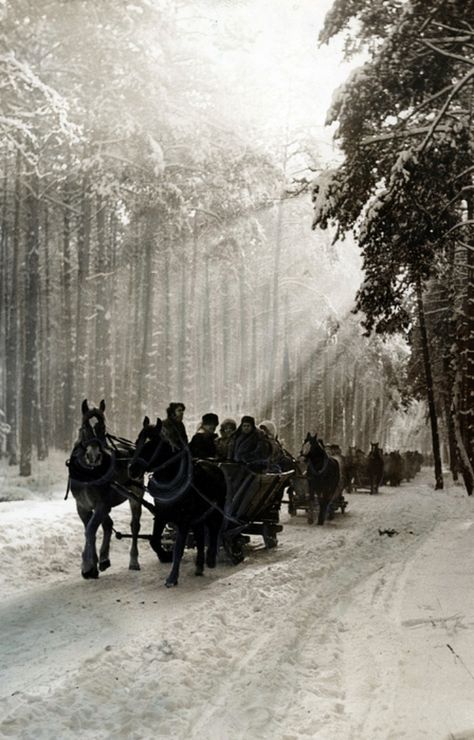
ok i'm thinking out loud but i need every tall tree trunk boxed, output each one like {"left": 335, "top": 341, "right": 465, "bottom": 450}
{"left": 0, "top": 167, "right": 8, "bottom": 456}
{"left": 267, "top": 198, "right": 285, "bottom": 416}
{"left": 163, "top": 243, "right": 172, "bottom": 403}
{"left": 137, "top": 230, "right": 154, "bottom": 415}
{"left": 20, "top": 181, "right": 40, "bottom": 476}
{"left": 221, "top": 267, "right": 231, "bottom": 414}
{"left": 39, "top": 204, "right": 51, "bottom": 454}
{"left": 177, "top": 248, "right": 187, "bottom": 402}
{"left": 200, "top": 256, "right": 212, "bottom": 411}
{"left": 416, "top": 277, "right": 443, "bottom": 489}
{"left": 94, "top": 198, "right": 112, "bottom": 402}
{"left": 76, "top": 177, "right": 91, "bottom": 403}
{"left": 61, "top": 180, "right": 75, "bottom": 450}
{"left": 5, "top": 150, "right": 20, "bottom": 464}
{"left": 459, "top": 193, "right": 474, "bottom": 493}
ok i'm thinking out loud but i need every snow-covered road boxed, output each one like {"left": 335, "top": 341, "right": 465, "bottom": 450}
{"left": 1, "top": 468, "right": 473, "bottom": 740}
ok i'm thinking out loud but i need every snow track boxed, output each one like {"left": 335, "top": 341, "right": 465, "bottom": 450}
{"left": 0, "top": 472, "right": 473, "bottom": 739}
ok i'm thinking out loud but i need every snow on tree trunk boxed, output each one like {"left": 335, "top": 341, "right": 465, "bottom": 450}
{"left": 61, "top": 179, "right": 75, "bottom": 450}
{"left": 5, "top": 149, "right": 20, "bottom": 465}
{"left": 20, "top": 184, "right": 40, "bottom": 477}
{"left": 416, "top": 278, "right": 443, "bottom": 490}
{"left": 75, "top": 178, "right": 91, "bottom": 408}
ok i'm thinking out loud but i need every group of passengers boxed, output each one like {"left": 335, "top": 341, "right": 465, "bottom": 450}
{"left": 161, "top": 402, "right": 292, "bottom": 473}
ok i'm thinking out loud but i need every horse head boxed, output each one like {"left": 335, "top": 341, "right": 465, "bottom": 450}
{"left": 129, "top": 416, "right": 163, "bottom": 479}
{"left": 370, "top": 442, "right": 382, "bottom": 457}
{"left": 298, "top": 433, "right": 326, "bottom": 472}
{"left": 78, "top": 399, "right": 107, "bottom": 467}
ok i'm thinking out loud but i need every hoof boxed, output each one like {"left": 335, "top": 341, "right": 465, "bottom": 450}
{"left": 99, "top": 559, "right": 111, "bottom": 572}
{"left": 165, "top": 580, "right": 178, "bottom": 588}
{"left": 206, "top": 559, "right": 216, "bottom": 569}
{"left": 195, "top": 568, "right": 204, "bottom": 576}
{"left": 129, "top": 562, "right": 141, "bottom": 571}
{"left": 82, "top": 567, "right": 99, "bottom": 579}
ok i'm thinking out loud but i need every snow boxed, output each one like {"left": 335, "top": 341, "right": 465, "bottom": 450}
{"left": 1, "top": 460, "right": 474, "bottom": 740}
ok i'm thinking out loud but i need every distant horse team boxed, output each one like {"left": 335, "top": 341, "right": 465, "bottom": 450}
{"left": 67, "top": 399, "right": 423, "bottom": 585}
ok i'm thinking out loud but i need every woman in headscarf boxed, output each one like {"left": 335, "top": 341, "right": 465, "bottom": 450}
{"left": 258, "top": 419, "right": 294, "bottom": 472}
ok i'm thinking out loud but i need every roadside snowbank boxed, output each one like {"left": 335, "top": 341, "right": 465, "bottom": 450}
{"left": 0, "top": 464, "right": 473, "bottom": 740}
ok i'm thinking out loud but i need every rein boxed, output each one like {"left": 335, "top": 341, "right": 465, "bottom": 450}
{"left": 66, "top": 440, "right": 117, "bottom": 488}
{"left": 147, "top": 446, "right": 194, "bottom": 505}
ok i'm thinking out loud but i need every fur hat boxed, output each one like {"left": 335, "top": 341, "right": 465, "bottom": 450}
{"left": 240, "top": 415, "right": 255, "bottom": 427}
{"left": 202, "top": 412, "right": 219, "bottom": 426}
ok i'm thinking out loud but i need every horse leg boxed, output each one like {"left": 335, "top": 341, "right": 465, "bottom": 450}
{"left": 165, "top": 522, "right": 189, "bottom": 587}
{"left": 317, "top": 495, "right": 328, "bottom": 525}
{"left": 150, "top": 517, "right": 173, "bottom": 563}
{"left": 76, "top": 503, "right": 93, "bottom": 573}
{"left": 194, "top": 523, "right": 205, "bottom": 576}
{"left": 129, "top": 498, "right": 142, "bottom": 571}
{"left": 307, "top": 485, "right": 315, "bottom": 525}
{"left": 99, "top": 513, "right": 113, "bottom": 571}
{"left": 206, "top": 516, "right": 220, "bottom": 569}
{"left": 82, "top": 504, "right": 107, "bottom": 579}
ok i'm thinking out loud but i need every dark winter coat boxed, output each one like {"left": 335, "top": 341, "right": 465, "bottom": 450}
{"left": 215, "top": 436, "right": 233, "bottom": 460}
{"left": 228, "top": 428, "right": 271, "bottom": 469}
{"left": 161, "top": 418, "right": 188, "bottom": 449}
{"left": 189, "top": 429, "right": 218, "bottom": 459}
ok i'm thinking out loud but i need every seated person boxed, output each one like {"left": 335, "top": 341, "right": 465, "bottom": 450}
{"left": 189, "top": 413, "right": 219, "bottom": 459}
{"left": 228, "top": 415, "right": 271, "bottom": 470}
{"left": 258, "top": 420, "right": 294, "bottom": 472}
{"left": 215, "top": 418, "right": 237, "bottom": 459}
{"left": 161, "top": 402, "right": 188, "bottom": 450}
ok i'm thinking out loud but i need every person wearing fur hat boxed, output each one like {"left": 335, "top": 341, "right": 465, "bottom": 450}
{"left": 216, "top": 418, "right": 237, "bottom": 459}
{"left": 189, "top": 413, "right": 219, "bottom": 459}
{"left": 161, "top": 402, "right": 188, "bottom": 450}
{"left": 228, "top": 415, "right": 271, "bottom": 471}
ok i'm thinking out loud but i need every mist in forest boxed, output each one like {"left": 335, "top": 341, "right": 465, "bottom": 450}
{"left": 0, "top": 0, "right": 434, "bottom": 477}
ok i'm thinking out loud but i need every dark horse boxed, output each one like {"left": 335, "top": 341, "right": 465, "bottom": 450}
{"left": 68, "top": 399, "right": 143, "bottom": 578}
{"left": 367, "top": 442, "right": 384, "bottom": 495}
{"left": 298, "top": 433, "right": 342, "bottom": 525}
{"left": 129, "top": 417, "right": 227, "bottom": 587}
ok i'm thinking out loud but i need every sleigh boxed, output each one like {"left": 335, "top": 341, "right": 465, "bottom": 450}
{"left": 216, "top": 462, "right": 294, "bottom": 564}
{"left": 286, "top": 469, "right": 348, "bottom": 524}
{"left": 109, "top": 459, "right": 294, "bottom": 566}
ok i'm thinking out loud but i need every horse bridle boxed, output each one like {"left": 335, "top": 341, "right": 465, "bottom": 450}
{"left": 67, "top": 436, "right": 117, "bottom": 488}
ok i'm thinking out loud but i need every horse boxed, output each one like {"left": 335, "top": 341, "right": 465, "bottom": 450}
{"left": 128, "top": 417, "right": 227, "bottom": 587}
{"left": 67, "top": 399, "right": 143, "bottom": 578}
{"left": 366, "top": 442, "right": 384, "bottom": 495}
{"left": 383, "top": 450, "right": 404, "bottom": 487}
{"left": 298, "top": 433, "right": 342, "bottom": 525}
{"left": 342, "top": 446, "right": 359, "bottom": 492}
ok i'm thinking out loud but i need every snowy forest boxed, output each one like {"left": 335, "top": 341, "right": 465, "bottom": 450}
{"left": 0, "top": 0, "right": 472, "bottom": 496}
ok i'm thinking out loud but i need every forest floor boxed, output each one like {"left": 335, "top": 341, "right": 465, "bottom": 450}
{"left": 0, "top": 455, "right": 473, "bottom": 740}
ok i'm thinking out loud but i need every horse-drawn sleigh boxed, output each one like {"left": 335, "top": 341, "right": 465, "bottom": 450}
{"left": 67, "top": 400, "right": 293, "bottom": 586}
{"left": 286, "top": 434, "right": 348, "bottom": 525}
